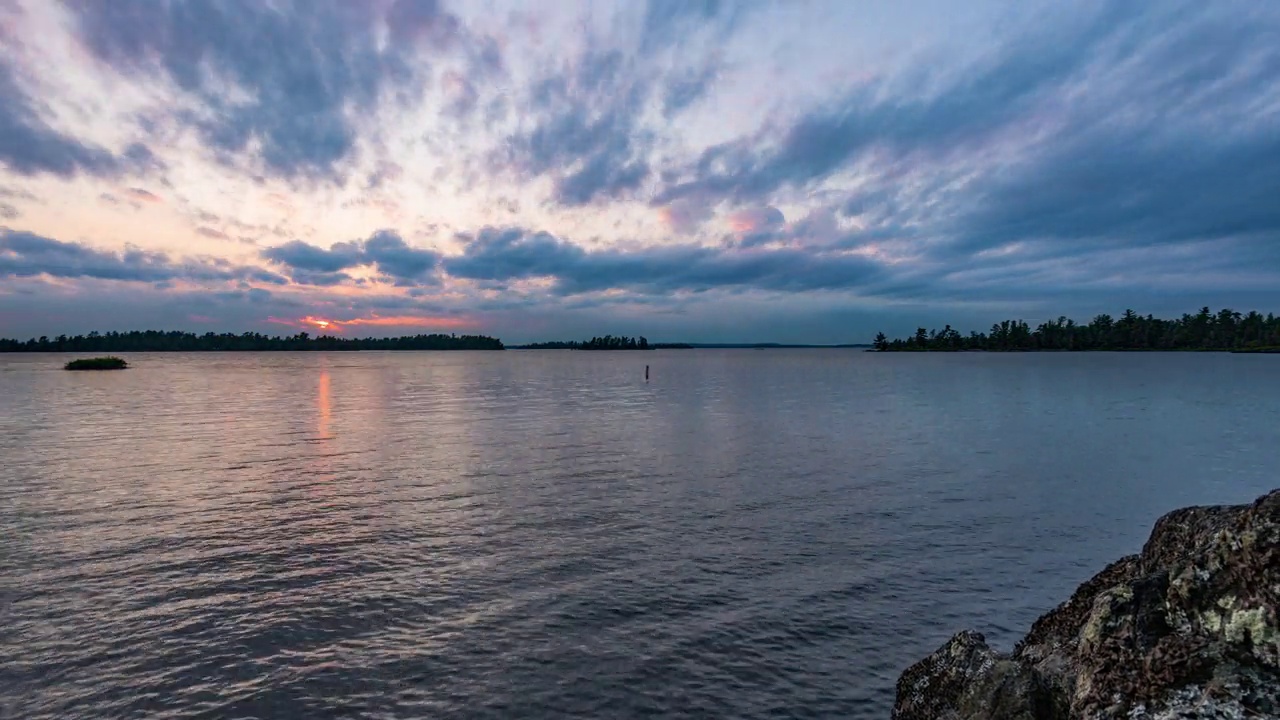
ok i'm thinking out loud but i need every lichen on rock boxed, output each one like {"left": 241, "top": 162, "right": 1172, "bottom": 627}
{"left": 892, "top": 488, "right": 1280, "bottom": 719}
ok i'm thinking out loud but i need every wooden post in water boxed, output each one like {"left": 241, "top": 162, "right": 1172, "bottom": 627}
{"left": 645, "top": 364, "right": 650, "bottom": 382}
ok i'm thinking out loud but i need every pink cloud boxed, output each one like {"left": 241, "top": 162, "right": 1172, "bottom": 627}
{"left": 268, "top": 314, "right": 474, "bottom": 333}
{"left": 126, "top": 187, "right": 163, "bottom": 203}
{"left": 727, "top": 206, "right": 784, "bottom": 233}
{"left": 658, "top": 199, "right": 713, "bottom": 234}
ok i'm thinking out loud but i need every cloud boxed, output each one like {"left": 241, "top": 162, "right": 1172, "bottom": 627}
{"left": 495, "top": 4, "right": 743, "bottom": 209}
{"left": 271, "top": 313, "right": 474, "bottom": 333}
{"left": 952, "top": 129, "right": 1280, "bottom": 257}
{"left": 67, "top": 0, "right": 478, "bottom": 181}
{"left": 262, "top": 240, "right": 364, "bottom": 273}
{"left": 444, "top": 225, "right": 883, "bottom": 295}
{"left": 261, "top": 230, "right": 440, "bottom": 284}
{"left": 499, "top": 50, "right": 652, "bottom": 206}
{"left": 0, "top": 186, "right": 38, "bottom": 201}
{"left": 441, "top": 70, "right": 479, "bottom": 117}
{"left": 366, "top": 161, "right": 404, "bottom": 190}
{"left": 643, "top": 3, "right": 1280, "bottom": 299}
{"left": 656, "top": 4, "right": 1150, "bottom": 205}
{"left": 0, "top": 60, "right": 146, "bottom": 178}
{"left": 362, "top": 230, "right": 440, "bottom": 283}
{"left": 0, "top": 228, "right": 287, "bottom": 285}
{"left": 195, "top": 227, "right": 230, "bottom": 240}
{"left": 5, "top": 3, "right": 1280, "bottom": 342}
{"left": 662, "top": 62, "right": 721, "bottom": 117}
{"left": 639, "top": 0, "right": 752, "bottom": 53}
{"left": 658, "top": 198, "right": 713, "bottom": 233}
{"left": 126, "top": 187, "right": 162, "bottom": 203}
{"left": 728, "top": 206, "right": 784, "bottom": 233}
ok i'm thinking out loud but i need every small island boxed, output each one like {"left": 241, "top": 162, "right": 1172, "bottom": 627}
{"left": 64, "top": 357, "right": 128, "bottom": 370}
{"left": 873, "top": 307, "right": 1280, "bottom": 352}
{"left": 512, "top": 335, "right": 694, "bottom": 350}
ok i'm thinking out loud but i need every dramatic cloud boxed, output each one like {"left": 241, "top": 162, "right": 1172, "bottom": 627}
{"left": 499, "top": 50, "right": 652, "bottom": 206}
{"left": 66, "top": 0, "right": 471, "bottom": 181}
{"left": 0, "top": 60, "right": 142, "bottom": 178}
{"left": 262, "top": 231, "right": 440, "bottom": 284}
{"left": 445, "top": 226, "right": 883, "bottom": 295}
{"left": 1, "top": 1, "right": 1278, "bottom": 341}
{"left": 0, "top": 229, "right": 286, "bottom": 285}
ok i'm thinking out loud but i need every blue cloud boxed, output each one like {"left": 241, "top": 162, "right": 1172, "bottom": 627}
{"left": 362, "top": 230, "right": 441, "bottom": 283}
{"left": 445, "top": 226, "right": 883, "bottom": 295}
{"left": 649, "top": 3, "right": 1280, "bottom": 296}
{"left": 67, "top": 0, "right": 475, "bottom": 181}
{"left": 499, "top": 49, "right": 653, "bottom": 206}
{"left": 261, "top": 230, "right": 439, "bottom": 284}
{"left": 639, "top": 0, "right": 752, "bottom": 53}
{"left": 0, "top": 229, "right": 287, "bottom": 284}
{"left": 0, "top": 61, "right": 152, "bottom": 178}
{"left": 496, "top": 2, "right": 743, "bottom": 208}
{"left": 262, "top": 240, "right": 364, "bottom": 274}
{"left": 656, "top": 6, "right": 1143, "bottom": 205}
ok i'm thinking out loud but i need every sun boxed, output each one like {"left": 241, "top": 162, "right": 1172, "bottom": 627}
{"left": 299, "top": 316, "right": 340, "bottom": 332}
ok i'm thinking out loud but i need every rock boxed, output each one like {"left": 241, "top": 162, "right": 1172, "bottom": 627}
{"left": 892, "top": 489, "right": 1280, "bottom": 719}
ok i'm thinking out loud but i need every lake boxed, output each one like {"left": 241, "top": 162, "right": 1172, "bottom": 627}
{"left": 1, "top": 350, "right": 1277, "bottom": 718}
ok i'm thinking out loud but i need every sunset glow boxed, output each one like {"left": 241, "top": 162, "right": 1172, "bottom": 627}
{"left": 268, "top": 314, "right": 473, "bottom": 334}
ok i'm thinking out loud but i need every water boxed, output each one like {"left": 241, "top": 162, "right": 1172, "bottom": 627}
{"left": 1, "top": 350, "right": 1277, "bottom": 719}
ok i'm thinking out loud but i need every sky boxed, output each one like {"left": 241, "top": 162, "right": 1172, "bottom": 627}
{"left": 1, "top": 0, "right": 1278, "bottom": 343}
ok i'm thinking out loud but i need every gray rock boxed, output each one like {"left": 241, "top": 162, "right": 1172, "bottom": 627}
{"left": 892, "top": 489, "right": 1280, "bottom": 719}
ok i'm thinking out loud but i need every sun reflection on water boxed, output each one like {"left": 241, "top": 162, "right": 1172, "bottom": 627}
{"left": 317, "top": 368, "right": 331, "bottom": 439}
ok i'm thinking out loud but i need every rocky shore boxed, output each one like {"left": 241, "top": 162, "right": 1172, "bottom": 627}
{"left": 893, "top": 489, "right": 1279, "bottom": 719}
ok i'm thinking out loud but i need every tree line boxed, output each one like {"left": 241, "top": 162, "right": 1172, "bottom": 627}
{"left": 515, "top": 337, "right": 695, "bottom": 350}
{"left": 873, "top": 307, "right": 1280, "bottom": 352}
{"left": 0, "top": 330, "right": 505, "bottom": 352}
{"left": 513, "top": 336, "right": 651, "bottom": 350}
{"left": 580, "top": 335, "right": 649, "bottom": 350}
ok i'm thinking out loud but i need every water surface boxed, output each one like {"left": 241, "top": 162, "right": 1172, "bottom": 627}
{"left": 2, "top": 350, "right": 1277, "bottom": 718}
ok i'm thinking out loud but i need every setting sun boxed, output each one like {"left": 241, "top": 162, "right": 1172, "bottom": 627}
{"left": 298, "top": 317, "right": 339, "bottom": 332}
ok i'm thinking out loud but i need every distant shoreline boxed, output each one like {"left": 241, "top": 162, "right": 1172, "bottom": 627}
{"left": 873, "top": 307, "right": 1279, "bottom": 353}
{"left": 1, "top": 330, "right": 873, "bottom": 353}
{"left": 0, "top": 330, "right": 504, "bottom": 352}
{"left": 509, "top": 343, "right": 871, "bottom": 350}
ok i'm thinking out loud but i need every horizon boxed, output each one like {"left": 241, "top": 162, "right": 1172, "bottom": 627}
{"left": 2, "top": 303, "right": 1275, "bottom": 348}
{"left": 2, "top": 1, "right": 1279, "bottom": 342}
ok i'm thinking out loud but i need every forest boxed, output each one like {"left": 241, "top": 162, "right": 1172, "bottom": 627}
{"left": 0, "top": 330, "right": 506, "bottom": 352}
{"left": 873, "top": 307, "right": 1280, "bottom": 352}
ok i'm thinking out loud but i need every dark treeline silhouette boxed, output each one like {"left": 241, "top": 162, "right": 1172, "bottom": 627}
{"left": 0, "top": 330, "right": 505, "bottom": 352}
{"left": 873, "top": 308, "right": 1280, "bottom": 352}
{"left": 515, "top": 341, "right": 582, "bottom": 349}
{"left": 514, "top": 337, "right": 693, "bottom": 350}
{"left": 581, "top": 335, "right": 649, "bottom": 350}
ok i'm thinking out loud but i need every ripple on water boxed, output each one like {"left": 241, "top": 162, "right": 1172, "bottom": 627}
{"left": 2, "top": 350, "right": 1278, "bottom": 718}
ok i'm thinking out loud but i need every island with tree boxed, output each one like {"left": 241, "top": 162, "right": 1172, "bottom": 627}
{"left": 64, "top": 357, "right": 128, "bottom": 370}
{"left": 0, "top": 330, "right": 505, "bottom": 352}
{"left": 512, "top": 335, "right": 694, "bottom": 350}
{"left": 872, "top": 307, "right": 1280, "bottom": 352}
